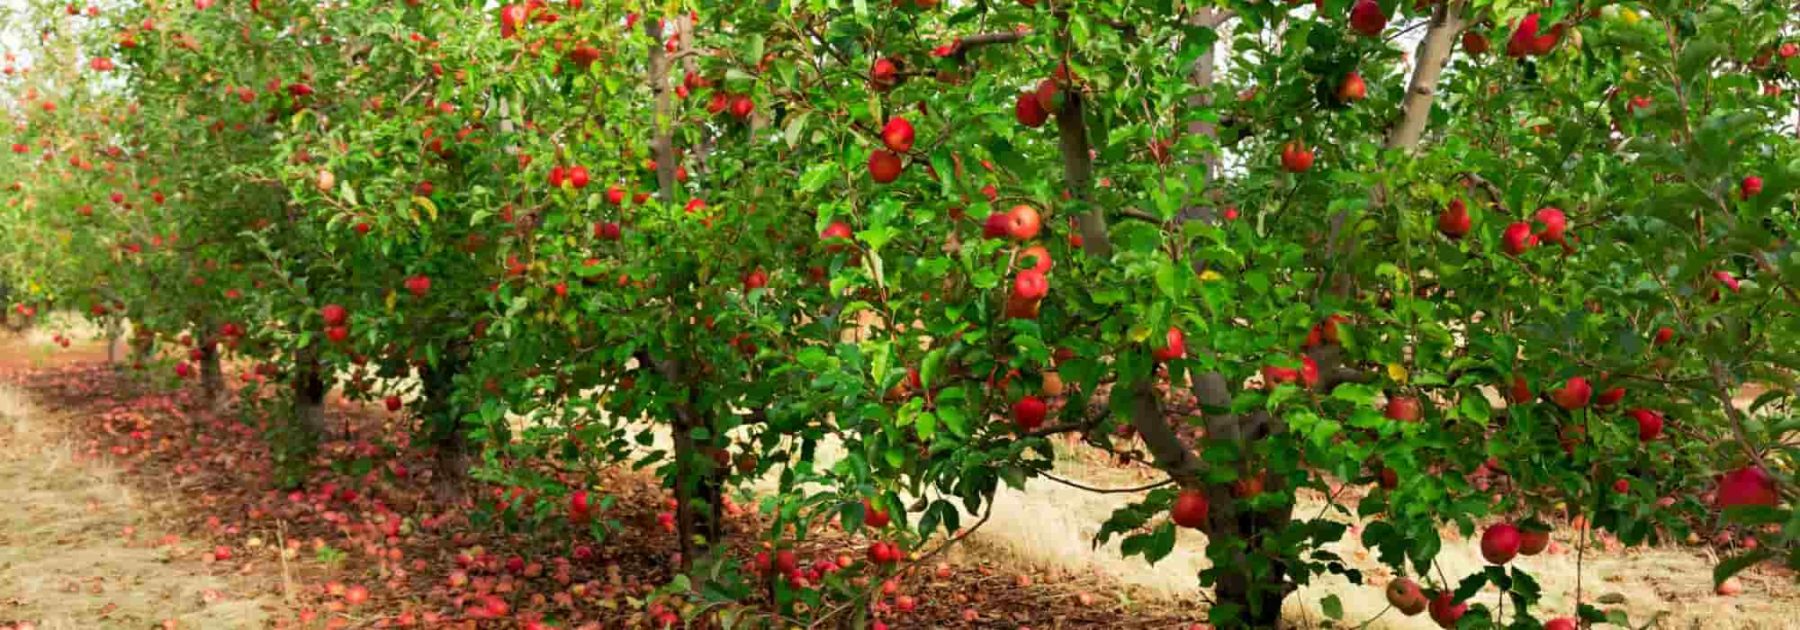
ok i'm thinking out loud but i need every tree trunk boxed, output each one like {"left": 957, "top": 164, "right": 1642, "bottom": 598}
{"left": 105, "top": 321, "right": 119, "bottom": 366}
{"left": 293, "top": 353, "right": 327, "bottom": 438}
{"left": 199, "top": 331, "right": 224, "bottom": 408}
{"left": 670, "top": 413, "right": 724, "bottom": 568}
{"left": 420, "top": 356, "right": 470, "bottom": 501}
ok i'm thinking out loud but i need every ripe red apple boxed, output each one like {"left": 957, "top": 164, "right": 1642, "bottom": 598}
{"left": 743, "top": 268, "right": 768, "bottom": 291}
{"left": 1033, "top": 78, "right": 1061, "bottom": 113}
{"left": 321, "top": 303, "right": 348, "bottom": 326}
{"left": 1012, "top": 396, "right": 1047, "bottom": 431}
{"left": 404, "top": 274, "right": 431, "bottom": 297}
{"left": 1004, "top": 204, "right": 1042, "bottom": 241}
{"left": 1653, "top": 326, "right": 1675, "bottom": 345}
{"left": 1714, "top": 270, "right": 1741, "bottom": 294}
{"left": 1501, "top": 221, "right": 1537, "bottom": 255}
{"left": 1628, "top": 408, "right": 1664, "bottom": 442}
{"left": 605, "top": 185, "right": 626, "bottom": 205}
{"left": 1428, "top": 592, "right": 1467, "bottom": 628}
{"left": 1336, "top": 72, "right": 1367, "bottom": 102}
{"left": 1301, "top": 356, "right": 1319, "bottom": 388}
{"left": 1544, "top": 618, "right": 1577, "bottom": 630}
{"left": 863, "top": 499, "right": 890, "bottom": 528}
{"left": 1716, "top": 466, "right": 1778, "bottom": 508}
{"left": 1512, "top": 526, "right": 1549, "bottom": 556}
{"left": 1279, "top": 141, "right": 1314, "bottom": 173}
{"left": 1438, "top": 199, "right": 1471, "bottom": 239}
{"left": 595, "top": 222, "right": 622, "bottom": 240}
{"left": 1018, "top": 245, "right": 1053, "bottom": 274}
{"left": 881, "top": 117, "right": 915, "bottom": 153}
{"left": 568, "top": 165, "right": 590, "bottom": 189}
{"left": 1386, "top": 578, "right": 1427, "bottom": 615}
{"left": 1015, "top": 92, "right": 1049, "bottom": 128}
{"left": 1170, "top": 490, "right": 1209, "bottom": 528}
{"left": 1480, "top": 523, "right": 1521, "bottom": 564}
{"left": 1348, "top": 0, "right": 1387, "bottom": 36}
{"left": 1550, "top": 376, "right": 1591, "bottom": 410}
{"left": 821, "top": 221, "right": 854, "bottom": 252}
{"left": 1534, "top": 207, "right": 1568, "bottom": 244}
{"left": 1012, "top": 270, "right": 1049, "bottom": 301}
{"left": 385, "top": 395, "right": 402, "bottom": 412}
{"left": 729, "top": 95, "right": 753, "bottom": 119}
{"left": 1152, "top": 326, "right": 1186, "bottom": 362}
{"left": 1384, "top": 395, "right": 1422, "bottom": 422}
{"left": 1740, "top": 175, "right": 1763, "bottom": 199}
{"left": 325, "top": 326, "right": 350, "bottom": 343}
{"left": 870, "top": 58, "right": 900, "bottom": 90}
{"left": 1506, "top": 13, "right": 1560, "bottom": 57}
{"left": 1462, "top": 31, "right": 1490, "bottom": 55}
{"left": 1595, "top": 385, "right": 1625, "bottom": 407}
{"left": 868, "top": 150, "right": 903, "bottom": 183}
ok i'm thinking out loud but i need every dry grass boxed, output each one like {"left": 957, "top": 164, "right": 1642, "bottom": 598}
{"left": 0, "top": 345, "right": 278, "bottom": 629}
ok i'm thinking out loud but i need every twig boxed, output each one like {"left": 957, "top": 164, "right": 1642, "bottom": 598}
{"left": 1040, "top": 472, "right": 1173, "bottom": 494}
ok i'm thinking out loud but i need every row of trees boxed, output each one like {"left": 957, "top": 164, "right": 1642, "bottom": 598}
{"left": 2, "top": 0, "right": 1796, "bottom": 626}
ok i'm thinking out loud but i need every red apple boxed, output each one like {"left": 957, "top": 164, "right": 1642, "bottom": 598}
{"left": 1012, "top": 270, "right": 1049, "bottom": 301}
{"left": 1386, "top": 578, "right": 1427, "bottom": 615}
{"left": 1018, "top": 245, "right": 1053, "bottom": 274}
{"left": 385, "top": 395, "right": 402, "bottom": 412}
{"left": 729, "top": 95, "right": 753, "bottom": 119}
{"left": 870, "top": 58, "right": 900, "bottom": 90}
{"left": 1545, "top": 618, "right": 1577, "bottom": 630}
{"left": 321, "top": 304, "right": 348, "bottom": 326}
{"left": 1653, "top": 326, "right": 1675, "bottom": 345}
{"left": 1716, "top": 466, "right": 1778, "bottom": 508}
{"left": 1349, "top": 0, "right": 1387, "bottom": 36}
{"left": 1170, "top": 490, "right": 1209, "bottom": 528}
{"left": 1550, "top": 376, "right": 1591, "bottom": 410}
{"left": 1384, "top": 395, "right": 1422, "bottom": 422}
{"left": 868, "top": 150, "right": 903, "bottom": 183}
{"left": 1012, "top": 396, "right": 1047, "bottom": 431}
{"left": 405, "top": 274, "right": 431, "bottom": 297}
{"left": 881, "top": 117, "right": 915, "bottom": 153}
{"left": 1279, "top": 141, "right": 1314, "bottom": 173}
{"left": 1534, "top": 207, "right": 1568, "bottom": 244}
{"left": 1152, "top": 326, "right": 1186, "bottom": 362}
{"left": 1438, "top": 199, "right": 1471, "bottom": 238}
{"left": 1004, "top": 204, "right": 1042, "bottom": 241}
{"left": 1336, "top": 72, "right": 1367, "bottom": 102}
{"left": 1428, "top": 592, "right": 1467, "bottom": 628}
{"left": 567, "top": 165, "right": 590, "bottom": 189}
{"left": 1627, "top": 408, "right": 1664, "bottom": 442}
{"left": 1462, "top": 31, "right": 1490, "bottom": 54}
{"left": 1740, "top": 175, "right": 1763, "bottom": 199}
{"left": 595, "top": 222, "right": 622, "bottom": 240}
{"left": 1518, "top": 527, "right": 1549, "bottom": 555}
{"left": 821, "top": 221, "right": 854, "bottom": 252}
{"left": 1481, "top": 523, "right": 1521, "bottom": 564}
{"left": 1506, "top": 13, "right": 1560, "bottom": 57}
{"left": 1501, "top": 221, "right": 1537, "bottom": 255}
{"left": 1015, "top": 92, "right": 1049, "bottom": 128}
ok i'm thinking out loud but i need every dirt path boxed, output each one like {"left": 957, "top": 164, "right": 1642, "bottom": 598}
{"left": 0, "top": 358, "right": 282, "bottom": 628}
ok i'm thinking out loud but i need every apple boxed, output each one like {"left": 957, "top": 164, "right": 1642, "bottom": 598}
{"left": 1428, "top": 592, "right": 1466, "bottom": 628}
{"left": 868, "top": 150, "right": 903, "bottom": 183}
{"left": 1506, "top": 13, "right": 1560, "bottom": 57}
{"left": 1716, "top": 466, "right": 1778, "bottom": 508}
{"left": 1018, "top": 245, "right": 1053, "bottom": 274}
{"left": 743, "top": 268, "right": 768, "bottom": 291}
{"left": 1462, "top": 31, "right": 1490, "bottom": 55}
{"left": 1628, "top": 408, "right": 1664, "bottom": 441}
{"left": 1534, "top": 207, "right": 1568, "bottom": 244}
{"left": 1152, "top": 326, "right": 1186, "bottom": 362}
{"left": 1518, "top": 527, "right": 1550, "bottom": 555}
{"left": 863, "top": 499, "right": 890, "bottom": 528}
{"left": 982, "top": 212, "right": 1012, "bottom": 239}
{"left": 1279, "top": 141, "right": 1314, "bottom": 173}
{"left": 1015, "top": 92, "right": 1049, "bottom": 128}
{"left": 881, "top": 117, "right": 915, "bottom": 153}
{"left": 321, "top": 304, "right": 348, "bottom": 326}
{"left": 568, "top": 165, "right": 590, "bottom": 189}
{"left": 404, "top": 274, "right": 431, "bottom": 297}
{"left": 568, "top": 45, "right": 601, "bottom": 69}
{"left": 1301, "top": 356, "right": 1319, "bottom": 388}
{"left": 1740, "top": 175, "right": 1763, "bottom": 199}
{"left": 1438, "top": 199, "right": 1471, "bottom": 238}
{"left": 1550, "top": 376, "right": 1591, "bottom": 410}
{"left": 1012, "top": 270, "right": 1049, "bottom": 301}
{"left": 1613, "top": 478, "right": 1631, "bottom": 493}
{"left": 729, "top": 95, "right": 754, "bottom": 119}
{"left": 595, "top": 222, "right": 622, "bottom": 240}
{"left": 1782, "top": 43, "right": 1799, "bottom": 58}
{"left": 605, "top": 185, "right": 626, "bottom": 205}
{"left": 821, "top": 221, "right": 854, "bottom": 252}
{"left": 1349, "top": 0, "right": 1387, "bottom": 36}
{"left": 385, "top": 395, "right": 402, "bottom": 412}
{"left": 1384, "top": 395, "right": 1422, "bottom": 422}
{"left": 1544, "top": 618, "right": 1577, "bottom": 630}
{"left": 1012, "top": 396, "right": 1047, "bottom": 431}
{"left": 1336, "top": 72, "right": 1366, "bottom": 102}
{"left": 870, "top": 58, "right": 900, "bottom": 90}
{"left": 1004, "top": 204, "right": 1042, "bottom": 241}
{"left": 1501, "top": 221, "right": 1537, "bottom": 255}
{"left": 1385, "top": 578, "right": 1427, "bottom": 615}
{"left": 1653, "top": 326, "right": 1675, "bottom": 345}
{"left": 325, "top": 326, "right": 349, "bottom": 343}
{"left": 1480, "top": 523, "right": 1521, "bottom": 564}
{"left": 1170, "top": 490, "right": 1208, "bottom": 528}
{"left": 1033, "top": 78, "right": 1061, "bottom": 113}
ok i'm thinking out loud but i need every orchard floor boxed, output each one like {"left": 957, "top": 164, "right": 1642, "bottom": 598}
{"left": 1, "top": 326, "right": 1797, "bottom": 629}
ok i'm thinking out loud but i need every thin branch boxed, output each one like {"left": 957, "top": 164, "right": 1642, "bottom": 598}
{"left": 1040, "top": 472, "right": 1173, "bottom": 494}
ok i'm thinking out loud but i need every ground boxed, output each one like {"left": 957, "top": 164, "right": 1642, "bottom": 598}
{"left": 0, "top": 321, "right": 1795, "bottom": 629}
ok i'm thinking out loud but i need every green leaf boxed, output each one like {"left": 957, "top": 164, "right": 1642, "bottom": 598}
{"left": 798, "top": 162, "right": 837, "bottom": 193}
{"left": 1320, "top": 594, "right": 1343, "bottom": 620}
{"left": 1714, "top": 549, "right": 1774, "bottom": 587}
{"left": 915, "top": 411, "right": 937, "bottom": 441}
